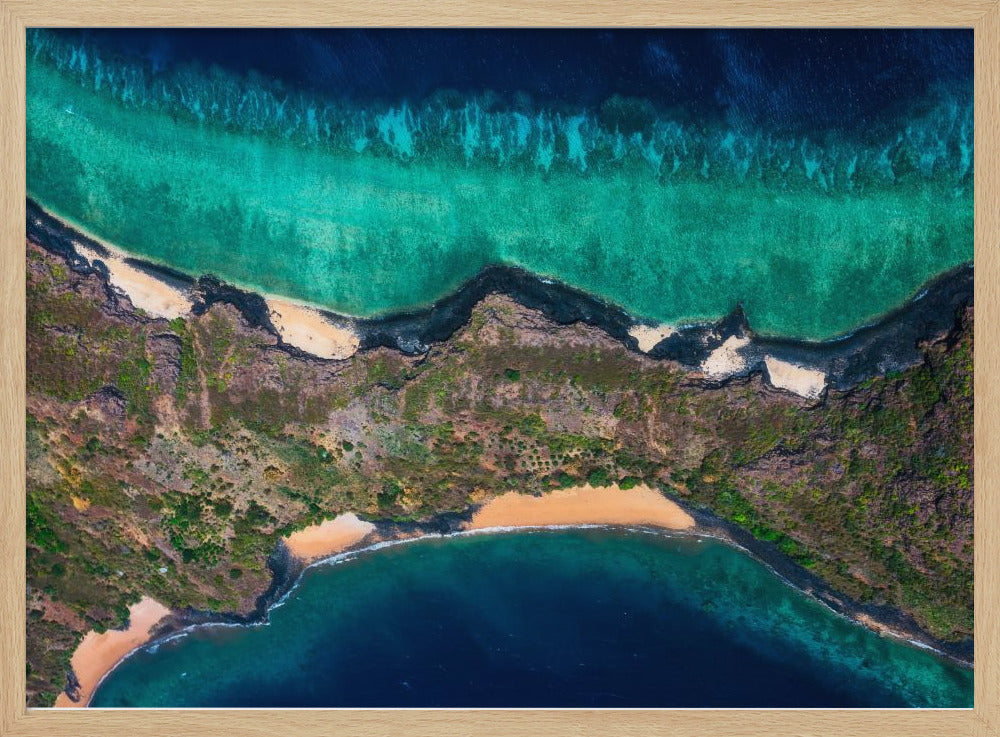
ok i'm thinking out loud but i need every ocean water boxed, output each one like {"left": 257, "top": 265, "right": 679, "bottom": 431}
{"left": 90, "top": 530, "right": 973, "bottom": 708}
{"left": 26, "top": 29, "right": 973, "bottom": 340}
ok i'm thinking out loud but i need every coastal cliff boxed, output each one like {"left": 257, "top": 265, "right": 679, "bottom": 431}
{"left": 25, "top": 228, "right": 973, "bottom": 706}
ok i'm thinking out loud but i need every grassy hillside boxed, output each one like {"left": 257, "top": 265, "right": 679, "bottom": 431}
{"left": 25, "top": 242, "right": 972, "bottom": 706}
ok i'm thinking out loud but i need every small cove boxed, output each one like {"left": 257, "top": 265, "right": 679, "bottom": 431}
{"left": 90, "top": 529, "right": 973, "bottom": 708}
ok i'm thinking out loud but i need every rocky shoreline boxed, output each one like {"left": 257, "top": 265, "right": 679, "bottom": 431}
{"left": 26, "top": 197, "right": 974, "bottom": 701}
{"left": 27, "top": 198, "right": 974, "bottom": 396}
{"left": 151, "top": 509, "right": 476, "bottom": 638}
{"left": 123, "top": 495, "right": 969, "bottom": 700}
{"left": 680, "top": 504, "right": 974, "bottom": 666}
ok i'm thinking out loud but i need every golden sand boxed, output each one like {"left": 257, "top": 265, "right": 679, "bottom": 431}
{"left": 628, "top": 323, "right": 677, "bottom": 353}
{"left": 763, "top": 355, "right": 827, "bottom": 399}
{"left": 283, "top": 512, "right": 376, "bottom": 562}
{"left": 469, "top": 484, "right": 695, "bottom": 531}
{"left": 75, "top": 243, "right": 193, "bottom": 320}
{"left": 53, "top": 491, "right": 694, "bottom": 707}
{"left": 53, "top": 596, "right": 171, "bottom": 708}
{"left": 266, "top": 298, "right": 360, "bottom": 360}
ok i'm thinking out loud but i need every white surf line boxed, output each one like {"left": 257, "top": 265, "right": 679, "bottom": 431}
{"left": 87, "top": 518, "right": 966, "bottom": 702}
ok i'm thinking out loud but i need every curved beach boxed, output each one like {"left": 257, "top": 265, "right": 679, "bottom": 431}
{"left": 53, "top": 597, "right": 170, "bottom": 708}
{"left": 54, "top": 484, "right": 694, "bottom": 707}
{"left": 86, "top": 528, "right": 974, "bottom": 709}
{"left": 469, "top": 484, "right": 695, "bottom": 531}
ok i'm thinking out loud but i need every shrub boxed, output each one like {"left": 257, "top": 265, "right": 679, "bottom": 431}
{"left": 587, "top": 468, "right": 611, "bottom": 487}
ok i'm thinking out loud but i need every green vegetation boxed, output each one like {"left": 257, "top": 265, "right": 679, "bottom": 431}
{"left": 170, "top": 318, "right": 199, "bottom": 404}
{"left": 26, "top": 492, "right": 65, "bottom": 554}
{"left": 587, "top": 468, "right": 611, "bottom": 487}
{"left": 24, "top": 243, "right": 973, "bottom": 706}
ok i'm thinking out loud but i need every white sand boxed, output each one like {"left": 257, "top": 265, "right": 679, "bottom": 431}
{"left": 283, "top": 512, "right": 376, "bottom": 561}
{"left": 470, "top": 484, "right": 695, "bottom": 531}
{"left": 267, "top": 298, "right": 360, "bottom": 360}
{"left": 629, "top": 323, "right": 677, "bottom": 353}
{"left": 53, "top": 597, "right": 171, "bottom": 708}
{"left": 700, "top": 335, "right": 751, "bottom": 378}
{"left": 763, "top": 356, "right": 827, "bottom": 399}
{"left": 75, "top": 244, "right": 193, "bottom": 320}
{"left": 67, "top": 217, "right": 359, "bottom": 359}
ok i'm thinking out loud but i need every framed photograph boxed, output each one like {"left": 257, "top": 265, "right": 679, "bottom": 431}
{"left": 1, "top": 1, "right": 997, "bottom": 735}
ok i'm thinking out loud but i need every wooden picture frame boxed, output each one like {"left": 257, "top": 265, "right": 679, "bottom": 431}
{"left": 1, "top": 2, "right": 997, "bottom": 734}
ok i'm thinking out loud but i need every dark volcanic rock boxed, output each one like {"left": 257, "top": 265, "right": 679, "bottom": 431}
{"left": 27, "top": 197, "right": 973, "bottom": 395}
{"left": 149, "top": 332, "right": 183, "bottom": 391}
{"left": 84, "top": 386, "right": 127, "bottom": 427}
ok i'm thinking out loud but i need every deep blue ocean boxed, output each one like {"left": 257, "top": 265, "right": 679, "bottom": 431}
{"left": 31, "top": 32, "right": 974, "bottom": 707}
{"left": 50, "top": 28, "right": 971, "bottom": 133}
{"left": 28, "top": 28, "right": 974, "bottom": 337}
{"left": 90, "top": 530, "right": 972, "bottom": 708}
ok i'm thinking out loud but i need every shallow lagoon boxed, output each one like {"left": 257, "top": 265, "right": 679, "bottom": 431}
{"left": 27, "top": 31, "right": 973, "bottom": 340}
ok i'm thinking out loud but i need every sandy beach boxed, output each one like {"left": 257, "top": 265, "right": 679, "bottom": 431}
{"left": 469, "top": 484, "right": 695, "bottom": 531}
{"left": 266, "top": 298, "right": 361, "bottom": 360}
{"left": 53, "top": 596, "right": 171, "bottom": 708}
{"left": 78, "top": 241, "right": 361, "bottom": 361}
{"left": 54, "top": 486, "right": 693, "bottom": 706}
{"left": 700, "top": 335, "right": 751, "bottom": 378}
{"left": 56, "top": 211, "right": 360, "bottom": 360}
{"left": 629, "top": 323, "right": 677, "bottom": 353}
{"left": 283, "top": 512, "right": 376, "bottom": 561}
{"left": 75, "top": 243, "right": 193, "bottom": 320}
{"left": 763, "top": 355, "right": 827, "bottom": 399}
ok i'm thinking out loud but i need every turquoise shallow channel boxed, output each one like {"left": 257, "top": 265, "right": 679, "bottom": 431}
{"left": 26, "top": 30, "right": 973, "bottom": 340}
{"left": 90, "top": 530, "right": 973, "bottom": 708}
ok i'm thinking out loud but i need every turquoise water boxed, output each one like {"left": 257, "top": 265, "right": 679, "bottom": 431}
{"left": 90, "top": 530, "right": 973, "bottom": 708}
{"left": 26, "top": 31, "right": 973, "bottom": 339}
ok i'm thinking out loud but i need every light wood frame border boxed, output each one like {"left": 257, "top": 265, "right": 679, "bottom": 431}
{"left": 1, "top": 2, "right": 997, "bottom": 735}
